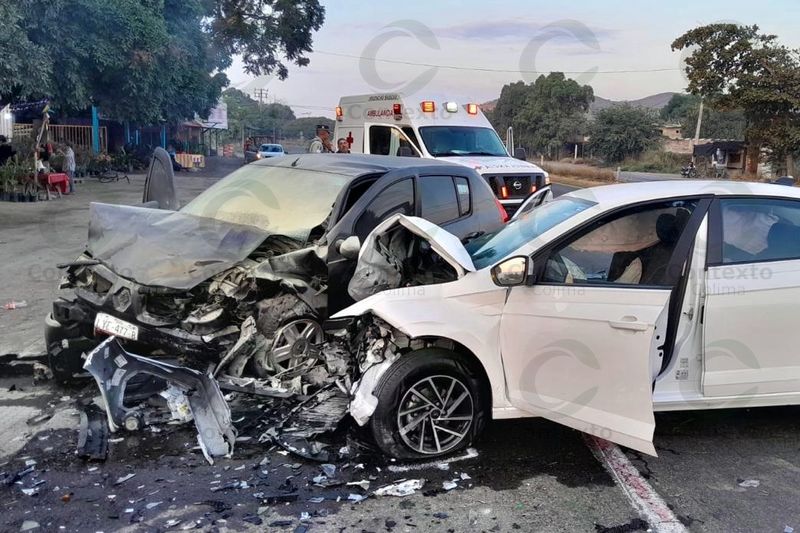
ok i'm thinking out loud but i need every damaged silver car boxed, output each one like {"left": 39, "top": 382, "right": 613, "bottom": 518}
{"left": 45, "top": 153, "right": 506, "bottom": 385}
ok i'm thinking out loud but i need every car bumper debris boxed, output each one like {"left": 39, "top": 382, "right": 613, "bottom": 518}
{"left": 83, "top": 337, "right": 237, "bottom": 464}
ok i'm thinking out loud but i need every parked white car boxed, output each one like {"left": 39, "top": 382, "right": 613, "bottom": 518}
{"left": 333, "top": 180, "right": 800, "bottom": 458}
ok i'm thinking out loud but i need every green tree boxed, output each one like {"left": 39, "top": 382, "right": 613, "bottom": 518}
{"left": 662, "top": 94, "right": 747, "bottom": 139}
{"left": 672, "top": 24, "right": 800, "bottom": 174}
{"left": 282, "top": 116, "right": 334, "bottom": 140}
{"left": 1, "top": 0, "right": 325, "bottom": 125}
{"left": 222, "top": 88, "right": 296, "bottom": 142}
{"left": 491, "top": 74, "right": 593, "bottom": 159}
{"left": 589, "top": 104, "right": 660, "bottom": 163}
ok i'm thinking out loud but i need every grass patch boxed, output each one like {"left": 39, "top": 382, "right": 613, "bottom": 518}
{"left": 621, "top": 150, "right": 687, "bottom": 174}
{"left": 540, "top": 161, "right": 616, "bottom": 183}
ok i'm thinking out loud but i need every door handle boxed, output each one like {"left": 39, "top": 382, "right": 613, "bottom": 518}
{"left": 608, "top": 316, "right": 649, "bottom": 331}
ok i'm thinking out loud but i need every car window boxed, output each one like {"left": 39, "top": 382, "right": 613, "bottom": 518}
{"left": 419, "top": 176, "right": 461, "bottom": 224}
{"left": 369, "top": 126, "right": 418, "bottom": 156}
{"left": 454, "top": 177, "right": 470, "bottom": 216}
{"left": 720, "top": 198, "right": 800, "bottom": 263}
{"left": 541, "top": 200, "right": 698, "bottom": 286}
{"left": 354, "top": 178, "right": 415, "bottom": 239}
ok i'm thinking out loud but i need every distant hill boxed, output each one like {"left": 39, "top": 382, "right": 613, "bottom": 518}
{"left": 481, "top": 92, "right": 678, "bottom": 114}
{"left": 590, "top": 92, "right": 677, "bottom": 113}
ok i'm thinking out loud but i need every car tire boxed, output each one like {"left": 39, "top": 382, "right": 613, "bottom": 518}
{"left": 254, "top": 293, "right": 321, "bottom": 377}
{"left": 368, "top": 348, "right": 490, "bottom": 459}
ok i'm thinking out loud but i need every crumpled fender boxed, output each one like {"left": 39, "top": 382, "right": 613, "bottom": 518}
{"left": 334, "top": 276, "right": 510, "bottom": 413}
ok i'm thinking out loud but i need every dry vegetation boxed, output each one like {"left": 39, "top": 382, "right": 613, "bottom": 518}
{"left": 540, "top": 161, "right": 616, "bottom": 184}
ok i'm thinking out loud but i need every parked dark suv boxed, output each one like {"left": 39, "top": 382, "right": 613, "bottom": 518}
{"left": 45, "top": 154, "right": 507, "bottom": 381}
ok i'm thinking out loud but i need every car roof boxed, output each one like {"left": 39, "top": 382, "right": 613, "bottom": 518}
{"left": 251, "top": 153, "right": 473, "bottom": 178}
{"left": 566, "top": 180, "right": 800, "bottom": 208}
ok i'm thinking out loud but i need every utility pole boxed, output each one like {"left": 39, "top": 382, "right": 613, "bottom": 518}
{"left": 692, "top": 98, "right": 704, "bottom": 163}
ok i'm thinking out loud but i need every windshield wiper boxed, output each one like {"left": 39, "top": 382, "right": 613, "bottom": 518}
{"left": 461, "top": 151, "right": 504, "bottom": 157}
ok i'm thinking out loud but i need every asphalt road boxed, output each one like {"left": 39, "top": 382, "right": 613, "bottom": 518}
{"left": 1, "top": 161, "right": 798, "bottom": 533}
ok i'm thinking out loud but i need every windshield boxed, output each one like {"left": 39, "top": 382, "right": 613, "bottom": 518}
{"left": 419, "top": 126, "right": 508, "bottom": 157}
{"left": 468, "top": 196, "right": 596, "bottom": 269}
{"left": 181, "top": 165, "right": 350, "bottom": 241}
{"left": 260, "top": 144, "right": 282, "bottom": 152}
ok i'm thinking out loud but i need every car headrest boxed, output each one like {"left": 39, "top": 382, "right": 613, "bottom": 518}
{"left": 767, "top": 222, "right": 797, "bottom": 247}
{"left": 656, "top": 208, "right": 691, "bottom": 246}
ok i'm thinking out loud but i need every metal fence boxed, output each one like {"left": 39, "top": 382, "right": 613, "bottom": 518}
{"left": 12, "top": 123, "right": 107, "bottom": 152}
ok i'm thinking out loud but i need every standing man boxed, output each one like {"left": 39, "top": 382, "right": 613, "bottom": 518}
{"left": 64, "top": 142, "right": 76, "bottom": 193}
{"left": 308, "top": 124, "right": 333, "bottom": 153}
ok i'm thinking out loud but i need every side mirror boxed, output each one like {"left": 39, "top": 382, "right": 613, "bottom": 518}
{"left": 338, "top": 235, "right": 361, "bottom": 260}
{"left": 491, "top": 256, "right": 529, "bottom": 287}
{"left": 513, "top": 147, "right": 527, "bottom": 161}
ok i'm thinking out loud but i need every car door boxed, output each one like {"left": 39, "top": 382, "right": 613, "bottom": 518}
{"left": 511, "top": 185, "right": 553, "bottom": 221}
{"left": 703, "top": 197, "right": 800, "bottom": 397}
{"left": 327, "top": 175, "right": 417, "bottom": 313}
{"left": 365, "top": 125, "right": 422, "bottom": 157}
{"left": 499, "top": 198, "right": 707, "bottom": 455}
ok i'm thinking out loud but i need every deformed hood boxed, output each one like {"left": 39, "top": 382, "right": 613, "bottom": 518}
{"left": 87, "top": 202, "right": 269, "bottom": 289}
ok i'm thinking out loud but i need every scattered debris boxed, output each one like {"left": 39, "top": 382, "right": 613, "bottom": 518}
{"left": 442, "top": 480, "right": 458, "bottom": 491}
{"left": 347, "top": 479, "right": 370, "bottom": 491}
{"left": 4, "top": 300, "right": 28, "bottom": 310}
{"left": 388, "top": 448, "right": 479, "bottom": 473}
{"left": 114, "top": 473, "right": 136, "bottom": 486}
{"left": 19, "top": 520, "right": 39, "bottom": 531}
{"left": 374, "top": 479, "right": 425, "bottom": 497}
{"left": 738, "top": 479, "right": 760, "bottom": 488}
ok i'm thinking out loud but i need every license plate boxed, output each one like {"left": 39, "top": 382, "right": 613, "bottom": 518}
{"left": 94, "top": 312, "right": 139, "bottom": 341}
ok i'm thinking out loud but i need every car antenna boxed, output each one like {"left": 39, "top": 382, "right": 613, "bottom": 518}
{"left": 291, "top": 157, "right": 301, "bottom": 167}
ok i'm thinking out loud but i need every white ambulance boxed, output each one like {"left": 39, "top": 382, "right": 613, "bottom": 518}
{"left": 334, "top": 94, "right": 549, "bottom": 213}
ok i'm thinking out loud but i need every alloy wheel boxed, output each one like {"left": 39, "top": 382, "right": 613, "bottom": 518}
{"left": 268, "top": 318, "right": 324, "bottom": 374}
{"left": 397, "top": 375, "right": 474, "bottom": 455}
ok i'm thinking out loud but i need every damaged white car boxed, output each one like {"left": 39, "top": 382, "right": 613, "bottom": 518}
{"left": 335, "top": 181, "right": 800, "bottom": 458}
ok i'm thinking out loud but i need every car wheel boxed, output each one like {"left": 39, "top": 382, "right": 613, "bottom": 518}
{"left": 368, "top": 348, "right": 489, "bottom": 459}
{"left": 254, "top": 294, "right": 321, "bottom": 377}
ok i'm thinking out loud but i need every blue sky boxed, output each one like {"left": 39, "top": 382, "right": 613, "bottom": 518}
{"left": 226, "top": 0, "right": 800, "bottom": 117}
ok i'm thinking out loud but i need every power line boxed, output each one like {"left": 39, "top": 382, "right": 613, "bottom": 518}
{"left": 314, "top": 50, "right": 680, "bottom": 75}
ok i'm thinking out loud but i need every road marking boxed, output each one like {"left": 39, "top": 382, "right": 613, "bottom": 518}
{"left": 387, "top": 447, "right": 479, "bottom": 473}
{"left": 585, "top": 435, "right": 687, "bottom": 533}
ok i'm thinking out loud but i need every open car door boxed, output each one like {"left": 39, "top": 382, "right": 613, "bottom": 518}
{"left": 497, "top": 197, "right": 710, "bottom": 456}
{"left": 142, "top": 147, "right": 178, "bottom": 210}
{"left": 511, "top": 185, "right": 553, "bottom": 221}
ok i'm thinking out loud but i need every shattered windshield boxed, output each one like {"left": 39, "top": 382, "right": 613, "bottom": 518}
{"left": 468, "top": 196, "right": 596, "bottom": 269}
{"left": 181, "top": 165, "right": 350, "bottom": 239}
{"left": 419, "top": 126, "right": 508, "bottom": 157}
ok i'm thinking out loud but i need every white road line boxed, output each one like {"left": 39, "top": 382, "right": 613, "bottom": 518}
{"left": 387, "top": 447, "right": 479, "bottom": 473}
{"left": 585, "top": 435, "right": 687, "bottom": 533}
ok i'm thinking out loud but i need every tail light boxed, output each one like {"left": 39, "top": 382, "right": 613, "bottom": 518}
{"left": 466, "top": 103, "right": 478, "bottom": 115}
{"left": 420, "top": 101, "right": 435, "bottom": 113}
{"left": 531, "top": 184, "right": 537, "bottom": 193}
{"left": 335, "top": 106, "right": 343, "bottom": 121}
{"left": 494, "top": 197, "right": 510, "bottom": 223}
{"left": 500, "top": 185, "right": 509, "bottom": 199}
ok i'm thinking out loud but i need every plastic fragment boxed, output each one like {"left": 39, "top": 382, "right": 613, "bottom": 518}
{"left": 374, "top": 479, "right": 425, "bottom": 497}
{"left": 114, "top": 473, "right": 136, "bottom": 485}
